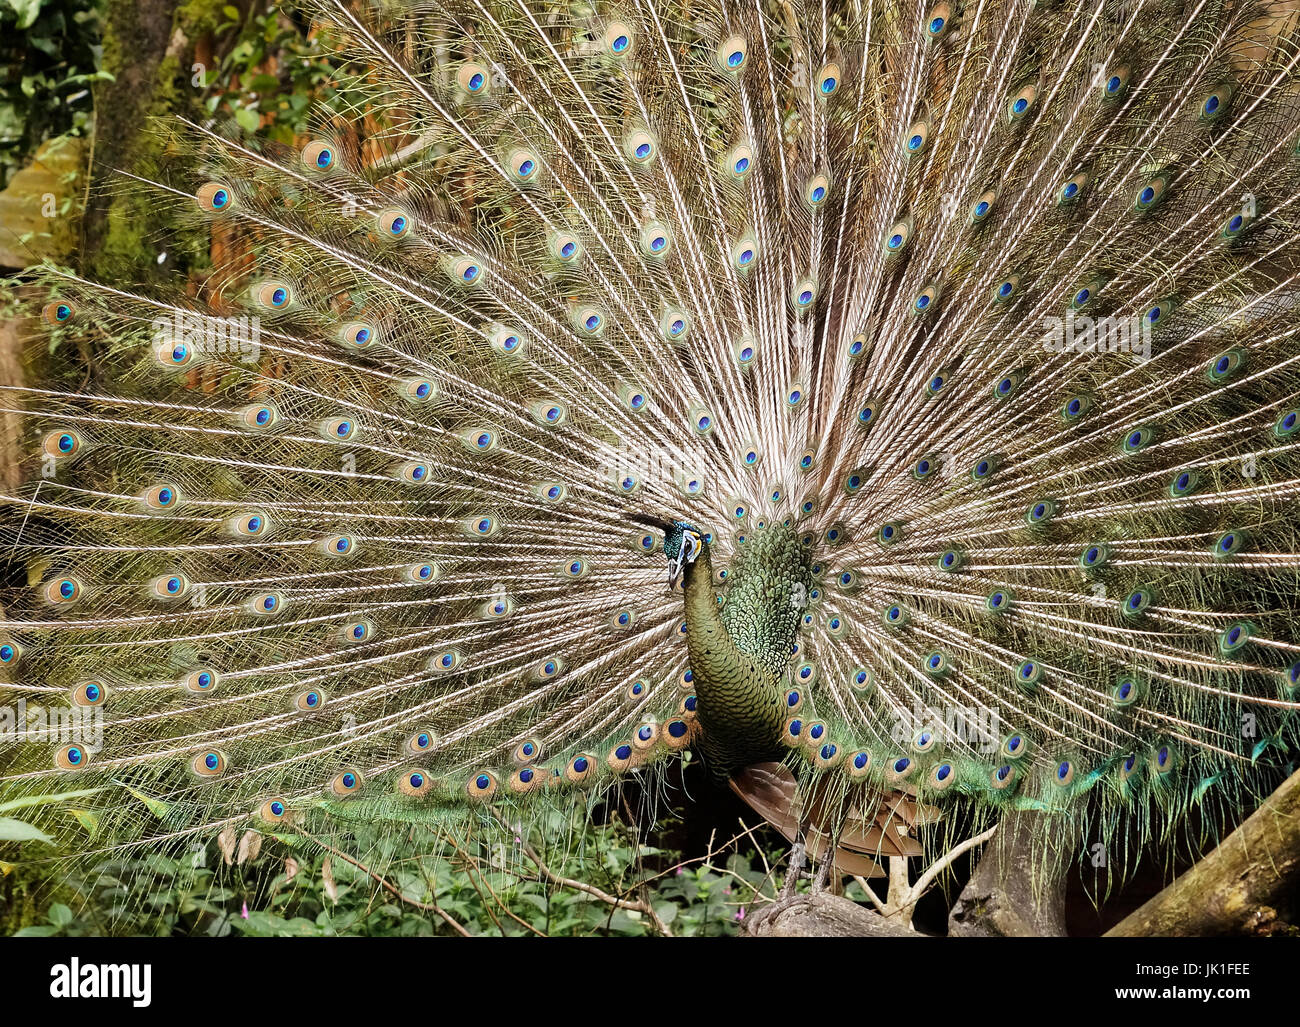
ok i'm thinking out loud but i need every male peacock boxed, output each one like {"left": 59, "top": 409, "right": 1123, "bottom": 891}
{"left": 3, "top": 0, "right": 1300, "bottom": 912}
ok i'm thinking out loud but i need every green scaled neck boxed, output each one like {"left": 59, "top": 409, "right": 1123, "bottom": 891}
{"left": 681, "top": 525, "right": 811, "bottom": 780}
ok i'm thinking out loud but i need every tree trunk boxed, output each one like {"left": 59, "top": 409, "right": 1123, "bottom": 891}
{"left": 1106, "top": 768, "right": 1300, "bottom": 937}
{"left": 948, "top": 811, "right": 1068, "bottom": 937}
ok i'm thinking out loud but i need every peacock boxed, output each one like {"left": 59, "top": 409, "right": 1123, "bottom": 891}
{"left": 4, "top": 0, "right": 1300, "bottom": 922}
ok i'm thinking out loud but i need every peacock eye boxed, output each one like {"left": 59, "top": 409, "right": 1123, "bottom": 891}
{"left": 377, "top": 207, "right": 413, "bottom": 238}
{"left": 295, "top": 689, "right": 326, "bottom": 711}
{"left": 42, "top": 300, "right": 76, "bottom": 325}
{"left": 341, "top": 619, "right": 373, "bottom": 643}
{"left": 71, "top": 679, "right": 107, "bottom": 706}
{"left": 55, "top": 744, "right": 90, "bottom": 771}
{"left": 817, "top": 63, "right": 841, "bottom": 97}
{"left": 508, "top": 147, "right": 541, "bottom": 183}
{"left": 150, "top": 572, "right": 190, "bottom": 599}
{"left": 992, "top": 275, "right": 1020, "bottom": 303}
{"left": 43, "top": 428, "right": 84, "bottom": 458}
{"left": 196, "top": 181, "right": 235, "bottom": 213}
{"left": 301, "top": 140, "right": 337, "bottom": 171}
{"left": 625, "top": 130, "right": 656, "bottom": 165}
{"left": 450, "top": 256, "right": 483, "bottom": 285}
{"left": 239, "top": 402, "right": 280, "bottom": 430}
{"left": 717, "top": 33, "right": 748, "bottom": 72}
{"left": 1007, "top": 83, "right": 1037, "bottom": 121}
{"left": 254, "top": 281, "right": 293, "bottom": 311}
{"left": 183, "top": 667, "right": 220, "bottom": 693}
{"left": 884, "top": 217, "right": 912, "bottom": 254}
{"left": 330, "top": 770, "right": 364, "bottom": 797}
{"left": 154, "top": 334, "right": 195, "bottom": 368}
{"left": 725, "top": 143, "right": 754, "bottom": 180}
{"left": 904, "top": 119, "right": 930, "bottom": 156}
{"left": 192, "top": 750, "right": 228, "bottom": 778}
{"left": 456, "top": 63, "right": 491, "bottom": 96}
{"left": 805, "top": 174, "right": 831, "bottom": 208}
{"left": 249, "top": 592, "right": 284, "bottom": 616}
{"left": 603, "top": 21, "right": 633, "bottom": 56}
{"left": 432, "top": 649, "right": 463, "bottom": 673}
{"left": 231, "top": 510, "right": 270, "bottom": 537}
{"left": 45, "top": 576, "right": 83, "bottom": 605}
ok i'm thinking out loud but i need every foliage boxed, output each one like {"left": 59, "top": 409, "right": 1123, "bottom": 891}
{"left": 0, "top": 0, "right": 108, "bottom": 189}
{"left": 5, "top": 809, "right": 775, "bottom": 937}
{"left": 200, "top": 3, "right": 343, "bottom": 146}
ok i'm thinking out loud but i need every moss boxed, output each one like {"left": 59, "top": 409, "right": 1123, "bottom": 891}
{"left": 86, "top": 0, "right": 213, "bottom": 280}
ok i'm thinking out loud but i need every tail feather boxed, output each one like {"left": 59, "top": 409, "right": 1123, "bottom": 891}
{"left": 1, "top": 0, "right": 1299, "bottom": 878}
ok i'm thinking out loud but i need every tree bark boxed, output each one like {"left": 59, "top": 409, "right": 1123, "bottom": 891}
{"left": 948, "top": 811, "right": 1068, "bottom": 937}
{"left": 743, "top": 891, "right": 927, "bottom": 938}
{"left": 1106, "top": 768, "right": 1300, "bottom": 937}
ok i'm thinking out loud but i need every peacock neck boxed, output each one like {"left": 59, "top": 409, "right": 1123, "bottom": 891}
{"left": 680, "top": 540, "right": 794, "bottom": 779}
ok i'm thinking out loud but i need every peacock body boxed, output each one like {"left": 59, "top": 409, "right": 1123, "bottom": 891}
{"left": 4, "top": 0, "right": 1300, "bottom": 894}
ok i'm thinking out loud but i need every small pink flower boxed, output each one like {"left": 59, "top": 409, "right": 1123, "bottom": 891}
{"left": 723, "top": 886, "right": 731, "bottom": 895}
{"left": 675, "top": 867, "right": 684, "bottom": 876}
{"left": 241, "top": 901, "right": 249, "bottom": 920}
{"left": 735, "top": 908, "right": 745, "bottom": 921}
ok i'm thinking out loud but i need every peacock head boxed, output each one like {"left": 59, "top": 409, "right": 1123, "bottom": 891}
{"left": 632, "top": 515, "right": 706, "bottom": 588}
{"left": 662, "top": 520, "right": 704, "bottom": 588}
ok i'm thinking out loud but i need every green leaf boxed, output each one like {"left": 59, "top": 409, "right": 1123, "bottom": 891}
{"left": 13, "top": 925, "right": 59, "bottom": 937}
{"left": 67, "top": 809, "right": 99, "bottom": 837}
{"left": 0, "top": 817, "right": 53, "bottom": 843}
{"left": 234, "top": 107, "right": 261, "bottom": 133}
{"left": 653, "top": 901, "right": 679, "bottom": 927}
{"left": 222, "top": 4, "right": 240, "bottom": 19}
{"left": 47, "top": 903, "right": 73, "bottom": 927}
{"left": 0, "top": 787, "right": 102, "bottom": 815}
{"left": 116, "top": 782, "right": 170, "bottom": 819}
{"left": 6, "top": 0, "right": 46, "bottom": 31}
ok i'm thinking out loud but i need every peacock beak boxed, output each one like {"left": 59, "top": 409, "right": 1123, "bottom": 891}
{"left": 666, "top": 555, "right": 683, "bottom": 589}
{"left": 667, "top": 533, "right": 689, "bottom": 588}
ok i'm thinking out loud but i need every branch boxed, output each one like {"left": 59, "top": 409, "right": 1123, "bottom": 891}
{"left": 515, "top": 838, "right": 674, "bottom": 937}
{"left": 1106, "top": 768, "right": 1300, "bottom": 937}
{"left": 294, "top": 829, "right": 471, "bottom": 937}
